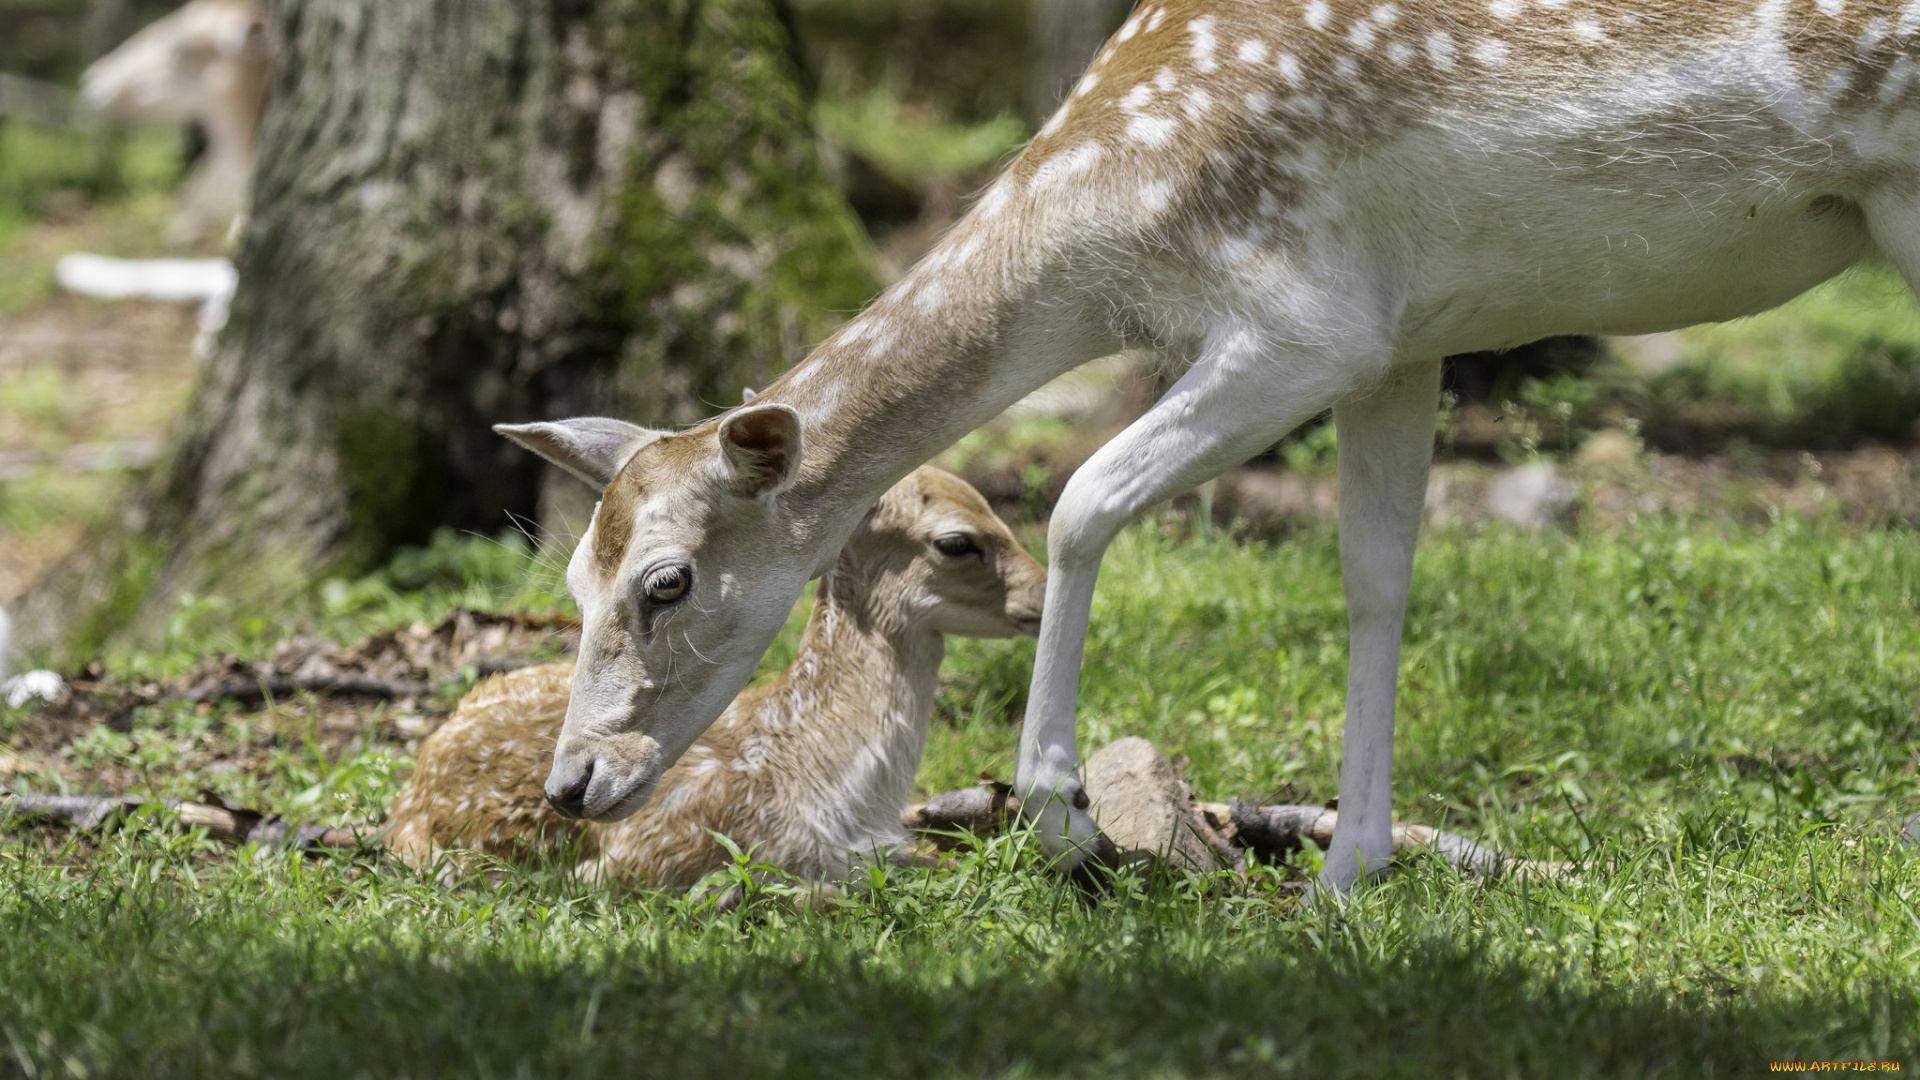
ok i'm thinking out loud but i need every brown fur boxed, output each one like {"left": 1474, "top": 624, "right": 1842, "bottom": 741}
{"left": 385, "top": 466, "right": 1044, "bottom": 887}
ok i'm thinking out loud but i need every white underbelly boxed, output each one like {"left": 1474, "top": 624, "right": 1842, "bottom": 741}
{"left": 1388, "top": 186, "right": 1874, "bottom": 356}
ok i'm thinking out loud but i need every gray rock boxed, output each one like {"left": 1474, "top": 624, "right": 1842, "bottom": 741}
{"left": 1486, "top": 462, "right": 1575, "bottom": 529}
{"left": 1082, "top": 736, "right": 1236, "bottom": 874}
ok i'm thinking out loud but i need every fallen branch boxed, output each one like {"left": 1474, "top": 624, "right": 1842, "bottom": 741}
{"left": 899, "top": 782, "right": 1020, "bottom": 838}
{"left": 898, "top": 782, "right": 1563, "bottom": 878}
{"left": 1225, "top": 797, "right": 1570, "bottom": 879}
{"left": 2, "top": 792, "right": 365, "bottom": 851}
{"left": 178, "top": 675, "right": 439, "bottom": 706}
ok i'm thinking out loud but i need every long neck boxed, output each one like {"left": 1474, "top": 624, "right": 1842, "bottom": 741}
{"left": 758, "top": 187, "right": 1118, "bottom": 569}
{"left": 757, "top": 563, "right": 947, "bottom": 830}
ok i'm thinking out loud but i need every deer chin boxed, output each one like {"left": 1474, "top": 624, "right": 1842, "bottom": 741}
{"left": 548, "top": 729, "right": 665, "bottom": 822}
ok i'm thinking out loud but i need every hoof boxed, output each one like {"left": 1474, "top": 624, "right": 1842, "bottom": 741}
{"left": 1063, "top": 831, "right": 1122, "bottom": 899}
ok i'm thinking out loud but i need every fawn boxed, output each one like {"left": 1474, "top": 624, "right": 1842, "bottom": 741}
{"left": 497, "top": 0, "right": 1918, "bottom": 892}
{"left": 384, "top": 466, "right": 1044, "bottom": 887}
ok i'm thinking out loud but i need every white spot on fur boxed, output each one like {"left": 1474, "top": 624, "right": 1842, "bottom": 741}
{"left": 1145, "top": 7, "right": 1165, "bottom": 32}
{"left": 1139, "top": 179, "right": 1173, "bottom": 212}
{"left": 1427, "top": 31, "right": 1457, "bottom": 71}
{"left": 1283, "top": 94, "right": 1325, "bottom": 118}
{"left": 1489, "top": 0, "right": 1521, "bottom": 16}
{"left": 1538, "top": 0, "right": 1568, "bottom": 8}
{"left": 1154, "top": 67, "right": 1179, "bottom": 91}
{"left": 1303, "top": 0, "right": 1332, "bottom": 31}
{"left": 1471, "top": 38, "right": 1510, "bottom": 66}
{"left": 1348, "top": 20, "right": 1376, "bottom": 51}
{"left": 1571, "top": 19, "right": 1606, "bottom": 43}
{"left": 1219, "top": 236, "right": 1254, "bottom": 264}
{"left": 1815, "top": 0, "right": 1844, "bottom": 13}
{"left": 1117, "top": 12, "right": 1142, "bottom": 42}
{"left": 1037, "top": 102, "right": 1071, "bottom": 138}
{"left": 1189, "top": 16, "right": 1219, "bottom": 72}
{"left": 1275, "top": 52, "right": 1305, "bottom": 85}
{"left": 1238, "top": 39, "right": 1269, "bottom": 65}
{"left": 974, "top": 180, "right": 1014, "bottom": 219}
{"left": 1386, "top": 40, "right": 1415, "bottom": 65}
{"left": 1881, "top": 55, "right": 1915, "bottom": 101}
{"left": 913, "top": 279, "right": 947, "bottom": 312}
{"left": 1073, "top": 73, "right": 1100, "bottom": 98}
{"left": 1335, "top": 55, "right": 1361, "bottom": 79}
{"left": 1860, "top": 16, "right": 1889, "bottom": 49}
{"left": 1126, "top": 114, "right": 1178, "bottom": 146}
{"left": 1899, "top": 2, "right": 1920, "bottom": 35}
{"left": 1033, "top": 142, "right": 1106, "bottom": 189}
{"left": 1373, "top": 4, "right": 1400, "bottom": 26}
{"left": 1122, "top": 83, "right": 1155, "bottom": 112}
{"left": 1183, "top": 88, "right": 1213, "bottom": 119}
{"left": 1245, "top": 89, "right": 1273, "bottom": 113}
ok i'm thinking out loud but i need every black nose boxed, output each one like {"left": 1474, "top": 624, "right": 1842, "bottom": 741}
{"left": 546, "top": 761, "right": 593, "bottom": 818}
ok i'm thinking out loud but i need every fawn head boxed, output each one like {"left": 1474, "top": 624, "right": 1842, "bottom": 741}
{"left": 81, "top": 0, "right": 268, "bottom": 127}
{"left": 498, "top": 405, "right": 834, "bottom": 820}
{"left": 846, "top": 465, "right": 1046, "bottom": 642}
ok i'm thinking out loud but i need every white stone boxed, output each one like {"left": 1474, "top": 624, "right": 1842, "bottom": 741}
{"left": 1486, "top": 463, "right": 1576, "bottom": 529}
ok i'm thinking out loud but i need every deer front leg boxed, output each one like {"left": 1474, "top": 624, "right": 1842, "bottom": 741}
{"left": 1318, "top": 360, "right": 1443, "bottom": 895}
{"left": 1021, "top": 319, "right": 1350, "bottom": 876}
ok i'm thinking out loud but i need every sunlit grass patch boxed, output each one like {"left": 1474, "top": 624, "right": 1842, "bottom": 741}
{"left": 5, "top": 513, "right": 1919, "bottom": 1075}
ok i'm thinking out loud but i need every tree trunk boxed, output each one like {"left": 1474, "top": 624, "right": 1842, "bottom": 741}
{"left": 16, "top": 0, "right": 877, "bottom": 663}
{"left": 1026, "top": 0, "right": 1134, "bottom": 124}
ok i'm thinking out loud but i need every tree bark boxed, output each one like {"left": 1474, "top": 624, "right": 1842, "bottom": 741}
{"left": 1026, "top": 0, "right": 1134, "bottom": 124}
{"left": 17, "top": 0, "right": 877, "bottom": 662}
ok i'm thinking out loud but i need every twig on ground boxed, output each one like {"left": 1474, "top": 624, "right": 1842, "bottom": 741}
{"left": 1225, "top": 796, "right": 1570, "bottom": 878}
{"left": 899, "top": 782, "right": 1564, "bottom": 877}
{"left": 1, "top": 792, "right": 367, "bottom": 851}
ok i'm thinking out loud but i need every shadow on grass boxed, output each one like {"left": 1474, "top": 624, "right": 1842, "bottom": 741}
{"left": 3, "top": 901, "right": 1909, "bottom": 1079}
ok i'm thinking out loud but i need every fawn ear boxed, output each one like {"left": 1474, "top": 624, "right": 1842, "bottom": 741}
{"left": 494, "top": 418, "right": 663, "bottom": 490}
{"left": 717, "top": 402, "right": 802, "bottom": 498}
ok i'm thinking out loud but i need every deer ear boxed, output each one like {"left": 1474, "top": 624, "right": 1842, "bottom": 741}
{"left": 717, "top": 403, "right": 802, "bottom": 498}
{"left": 494, "top": 417, "right": 663, "bottom": 491}
{"left": 217, "top": 11, "right": 271, "bottom": 59}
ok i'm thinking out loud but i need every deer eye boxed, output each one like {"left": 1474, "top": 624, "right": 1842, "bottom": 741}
{"left": 643, "top": 564, "right": 691, "bottom": 605}
{"left": 933, "top": 534, "right": 978, "bottom": 558}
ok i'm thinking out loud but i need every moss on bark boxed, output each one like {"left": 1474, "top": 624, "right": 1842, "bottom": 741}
{"left": 15, "top": 0, "right": 876, "bottom": 664}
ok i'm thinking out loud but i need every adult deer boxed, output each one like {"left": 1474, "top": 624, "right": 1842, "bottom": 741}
{"left": 80, "top": 0, "right": 269, "bottom": 245}
{"left": 500, "top": 0, "right": 1909, "bottom": 893}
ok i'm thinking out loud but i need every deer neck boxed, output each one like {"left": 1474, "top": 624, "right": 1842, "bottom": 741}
{"left": 761, "top": 563, "right": 946, "bottom": 819}
{"left": 758, "top": 205, "right": 1118, "bottom": 572}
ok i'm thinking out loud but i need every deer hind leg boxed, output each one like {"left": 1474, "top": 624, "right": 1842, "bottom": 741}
{"left": 1021, "top": 317, "right": 1363, "bottom": 874}
{"left": 1863, "top": 192, "right": 1920, "bottom": 299}
{"left": 1319, "top": 360, "right": 1443, "bottom": 895}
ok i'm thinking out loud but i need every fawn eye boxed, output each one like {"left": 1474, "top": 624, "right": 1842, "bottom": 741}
{"left": 933, "top": 534, "right": 978, "bottom": 558}
{"left": 643, "top": 564, "right": 691, "bottom": 605}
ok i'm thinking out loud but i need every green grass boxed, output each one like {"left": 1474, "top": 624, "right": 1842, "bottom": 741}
{"left": 5, "top": 514, "right": 1920, "bottom": 1076}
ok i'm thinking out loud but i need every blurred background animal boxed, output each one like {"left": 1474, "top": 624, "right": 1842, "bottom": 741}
{"left": 78, "top": 0, "right": 267, "bottom": 245}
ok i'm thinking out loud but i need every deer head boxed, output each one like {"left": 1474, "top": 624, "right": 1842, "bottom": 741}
{"left": 81, "top": 0, "right": 269, "bottom": 130}
{"left": 851, "top": 465, "right": 1046, "bottom": 642}
{"left": 496, "top": 406, "right": 824, "bottom": 820}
